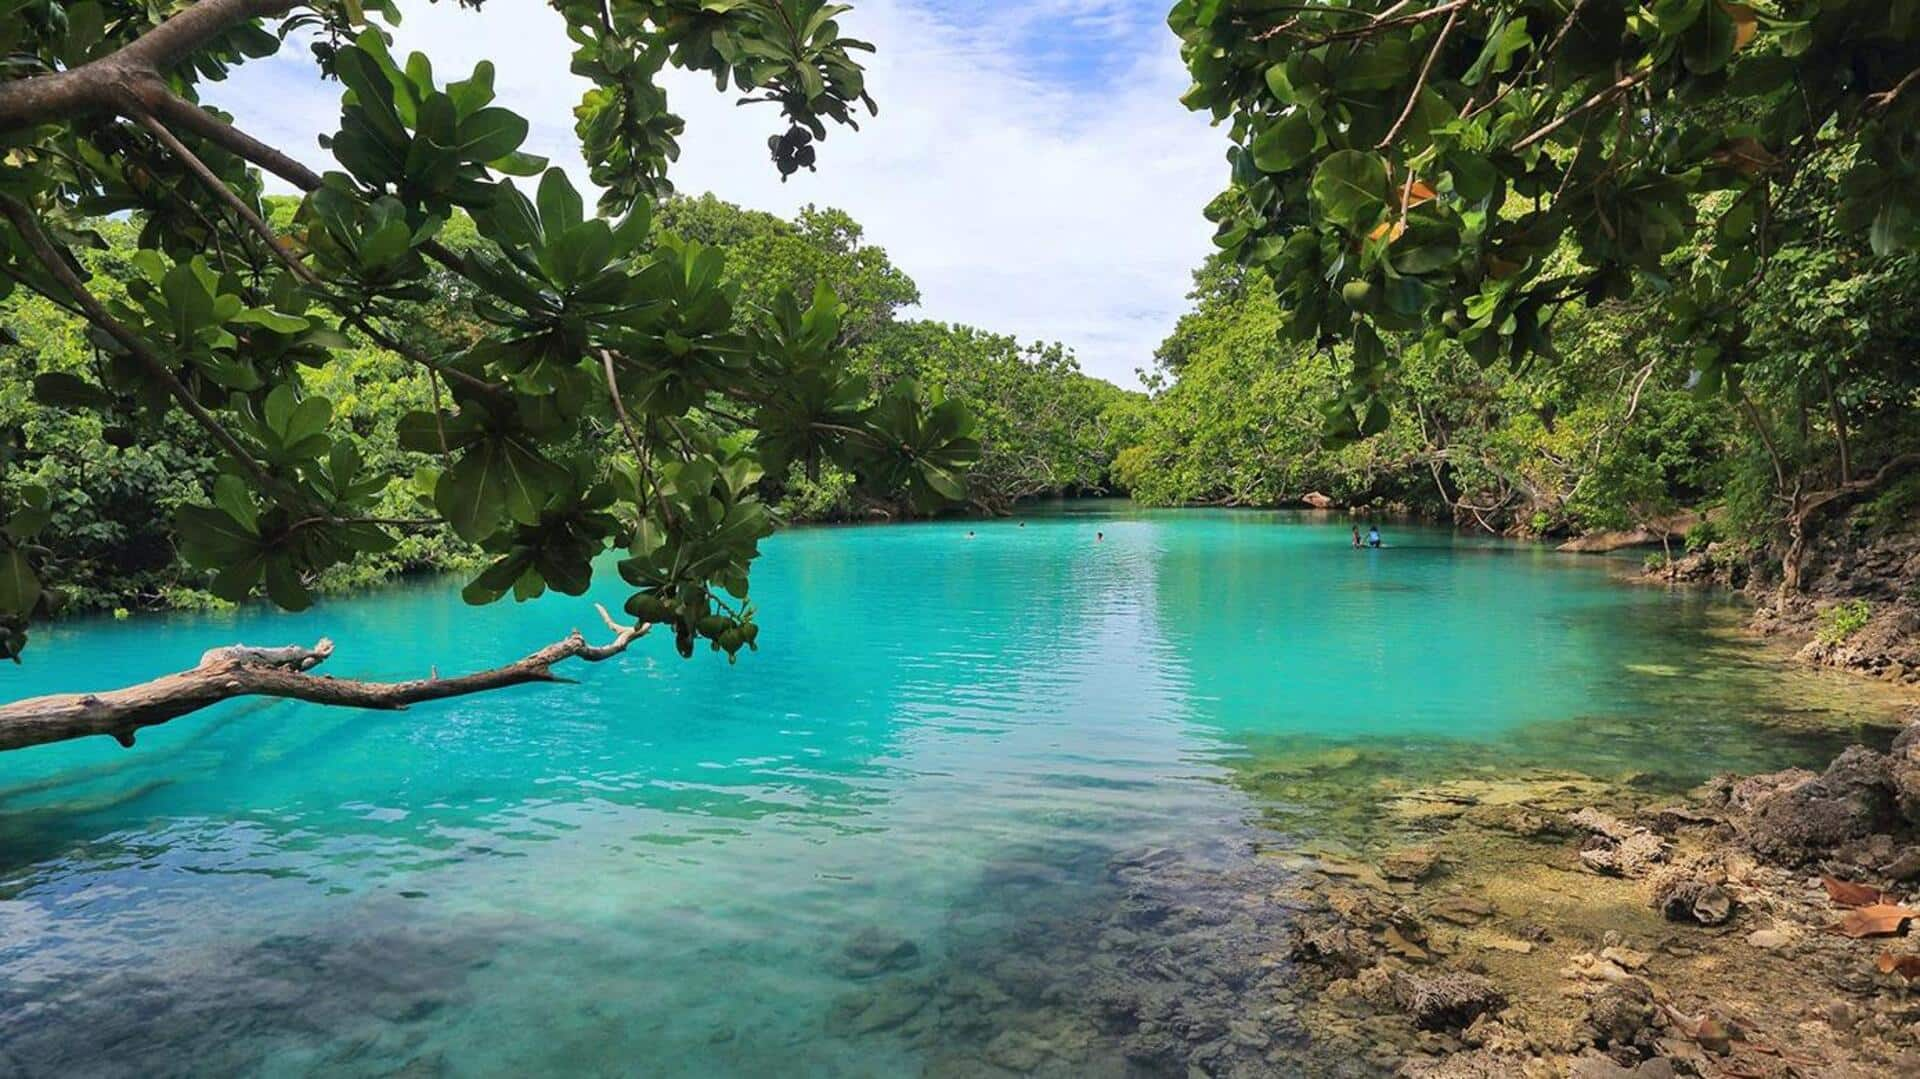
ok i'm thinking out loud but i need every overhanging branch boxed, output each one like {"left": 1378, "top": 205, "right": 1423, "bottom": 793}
{"left": 0, "top": 606, "right": 650, "bottom": 753}
{"left": 0, "top": 0, "right": 294, "bottom": 132}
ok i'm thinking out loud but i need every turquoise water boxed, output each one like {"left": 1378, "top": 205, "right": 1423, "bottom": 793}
{"left": 0, "top": 503, "right": 1903, "bottom": 1076}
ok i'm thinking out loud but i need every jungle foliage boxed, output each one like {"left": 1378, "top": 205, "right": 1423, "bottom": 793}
{"left": 1146, "top": 0, "right": 1920, "bottom": 586}
{"left": 0, "top": 196, "right": 1137, "bottom": 617}
{"left": 0, "top": 0, "right": 973, "bottom": 664}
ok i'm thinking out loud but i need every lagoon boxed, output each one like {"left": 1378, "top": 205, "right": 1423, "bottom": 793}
{"left": 0, "top": 503, "right": 1903, "bottom": 1076}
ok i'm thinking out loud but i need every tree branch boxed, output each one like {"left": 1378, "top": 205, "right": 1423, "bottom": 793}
{"left": 1512, "top": 69, "right": 1650, "bottom": 152}
{"left": 0, "top": 0, "right": 294, "bottom": 132}
{"left": 0, "top": 606, "right": 651, "bottom": 753}
{"left": 1378, "top": 6, "right": 1459, "bottom": 150}
{"left": 133, "top": 110, "right": 321, "bottom": 285}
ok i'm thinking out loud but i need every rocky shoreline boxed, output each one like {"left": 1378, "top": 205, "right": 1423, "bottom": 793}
{"left": 1637, "top": 524, "right": 1919, "bottom": 687}
{"left": 812, "top": 703, "right": 1920, "bottom": 1076}
{"left": 1272, "top": 710, "right": 1920, "bottom": 1078}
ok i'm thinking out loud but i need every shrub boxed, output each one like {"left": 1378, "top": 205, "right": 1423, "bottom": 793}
{"left": 1817, "top": 600, "right": 1873, "bottom": 645}
{"left": 1684, "top": 518, "right": 1721, "bottom": 553}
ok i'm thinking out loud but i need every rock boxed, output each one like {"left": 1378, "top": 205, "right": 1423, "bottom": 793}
{"left": 983, "top": 1030, "right": 1049, "bottom": 1073}
{"left": 1572, "top": 809, "right": 1670, "bottom": 878}
{"left": 1467, "top": 805, "right": 1560, "bottom": 838}
{"left": 1392, "top": 971, "right": 1508, "bottom": 1031}
{"left": 1599, "top": 946, "right": 1650, "bottom": 971}
{"left": 1428, "top": 895, "right": 1496, "bottom": 926}
{"left": 1647, "top": 805, "right": 1721, "bottom": 832}
{"left": 1383, "top": 925, "right": 1432, "bottom": 962}
{"left": 1292, "top": 925, "right": 1376, "bottom": 976}
{"left": 1570, "top": 808, "right": 1642, "bottom": 841}
{"left": 1653, "top": 878, "right": 1733, "bottom": 926}
{"left": 1302, "top": 491, "right": 1336, "bottom": 509}
{"left": 1893, "top": 720, "right": 1920, "bottom": 826}
{"left": 1382, "top": 847, "right": 1442, "bottom": 883}
{"left": 1588, "top": 979, "right": 1658, "bottom": 1049}
{"left": 1569, "top": 1056, "right": 1675, "bottom": 1079}
{"left": 1882, "top": 847, "right": 1920, "bottom": 882}
{"left": 1580, "top": 830, "right": 1670, "bottom": 878}
{"left": 1226, "top": 1018, "right": 1269, "bottom": 1049}
{"left": 837, "top": 927, "right": 921, "bottom": 978}
{"left": 1557, "top": 513, "right": 1699, "bottom": 554}
{"left": 1736, "top": 747, "right": 1901, "bottom": 865}
{"left": 844, "top": 981, "right": 930, "bottom": 1034}
{"left": 1745, "top": 928, "right": 1790, "bottom": 950}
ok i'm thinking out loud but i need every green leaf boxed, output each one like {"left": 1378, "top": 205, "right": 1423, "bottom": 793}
{"left": 457, "top": 106, "right": 530, "bottom": 162}
{"left": 1310, "top": 150, "right": 1390, "bottom": 228}
{"left": 537, "top": 168, "right": 584, "bottom": 235}
{"left": 232, "top": 307, "right": 311, "bottom": 333}
{"left": 1683, "top": 4, "right": 1736, "bottom": 74}
{"left": 437, "top": 442, "right": 508, "bottom": 541}
{"left": 175, "top": 505, "right": 263, "bottom": 565}
{"left": 212, "top": 475, "right": 259, "bottom": 535}
{"left": 264, "top": 557, "right": 313, "bottom": 611}
{"left": 1250, "top": 111, "right": 1315, "bottom": 173}
{"left": 0, "top": 546, "right": 41, "bottom": 615}
{"left": 32, "top": 371, "right": 112, "bottom": 408}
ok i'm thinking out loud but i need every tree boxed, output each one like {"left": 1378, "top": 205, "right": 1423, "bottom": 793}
{"left": 1171, "top": 1, "right": 1917, "bottom": 424}
{"left": 1170, "top": 0, "right": 1919, "bottom": 583}
{"left": 0, "top": 0, "right": 982, "bottom": 753}
{"left": 863, "top": 322, "right": 1140, "bottom": 512}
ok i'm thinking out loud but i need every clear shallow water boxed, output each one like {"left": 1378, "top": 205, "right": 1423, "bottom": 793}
{"left": 0, "top": 503, "right": 1906, "bottom": 1077}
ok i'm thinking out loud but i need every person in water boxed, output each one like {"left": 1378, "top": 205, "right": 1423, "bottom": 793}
{"left": 1096, "top": 531, "right": 1104, "bottom": 542}
{"left": 1351, "top": 525, "right": 1362, "bottom": 549}
{"left": 1367, "top": 525, "right": 1382, "bottom": 548}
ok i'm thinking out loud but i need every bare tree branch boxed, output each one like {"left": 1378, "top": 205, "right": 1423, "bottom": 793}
{"left": 1378, "top": 6, "right": 1459, "bottom": 150}
{"left": 141, "top": 84, "right": 327, "bottom": 192}
{"left": 0, "top": 606, "right": 651, "bottom": 753}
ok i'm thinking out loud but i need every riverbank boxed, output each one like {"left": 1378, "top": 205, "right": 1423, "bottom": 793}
{"left": 988, "top": 637, "right": 1920, "bottom": 1076}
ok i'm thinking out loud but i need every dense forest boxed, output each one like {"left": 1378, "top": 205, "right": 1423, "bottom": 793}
{"left": 0, "top": 196, "right": 1141, "bottom": 616}
{"left": 1123, "top": 181, "right": 1920, "bottom": 565}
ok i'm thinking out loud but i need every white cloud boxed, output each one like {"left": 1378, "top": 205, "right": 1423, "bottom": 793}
{"left": 208, "top": 0, "right": 1226, "bottom": 388}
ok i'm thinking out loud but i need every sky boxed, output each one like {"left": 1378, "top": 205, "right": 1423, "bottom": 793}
{"left": 207, "top": 0, "right": 1228, "bottom": 389}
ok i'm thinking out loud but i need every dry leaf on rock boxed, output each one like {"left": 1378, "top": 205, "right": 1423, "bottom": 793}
{"left": 1875, "top": 953, "right": 1920, "bottom": 979}
{"left": 1822, "top": 876, "right": 1888, "bottom": 908}
{"left": 1835, "top": 903, "right": 1919, "bottom": 939}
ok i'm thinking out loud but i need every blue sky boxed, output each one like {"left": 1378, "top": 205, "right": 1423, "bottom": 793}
{"left": 210, "top": 1, "right": 1225, "bottom": 388}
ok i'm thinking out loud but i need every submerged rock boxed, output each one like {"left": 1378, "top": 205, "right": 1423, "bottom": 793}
{"left": 1393, "top": 971, "right": 1508, "bottom": 1031}
{"left": 1571, "top": 810, "right": 1670, "bottom": 878}
{"left": 837, "top": 927, "right": 921, "bottom": 978}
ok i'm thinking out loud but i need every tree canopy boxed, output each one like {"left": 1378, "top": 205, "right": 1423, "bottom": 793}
{"left": 0, "top": 0, "right": 990, "bottom": 681}
{"left": 1172, "top": 0, "right": 1920, "bottom": 437}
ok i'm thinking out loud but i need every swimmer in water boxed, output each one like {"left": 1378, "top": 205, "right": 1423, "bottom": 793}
{"left": 1096, "top": 532, "right": 1104, "bottom": 542}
